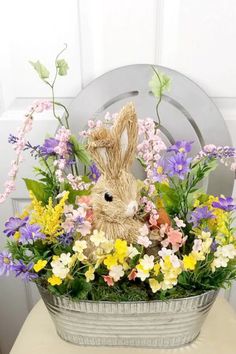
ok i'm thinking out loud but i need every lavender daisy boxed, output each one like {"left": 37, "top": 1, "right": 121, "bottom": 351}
{"left": 89, "top": 163, "right": 101, "bottom": 182}
{"left": 189, "top": 206, "right": 215, "bottom": 227}
{"left": 168, "top": 140, "right": 193, "bottom": 154}
{"left": 212, "top": 197, "right": 236, "bottom": 212}
{"left": 19, "top": 224, "right": 46, "bottom": 244}
{"left": 13, "top": 260, "right": 38, "bottom": 281}
{"left": 4, "top": 216, "right": 28, "bottom": 237}
{"left": 0, "top": 251, "right": 13, "bottom": 276}
{"left": 167, "top": 153, "right": 192, "bottom": 180}
{"left": 40, "top": 138, "right": 59, "bottom": 156}
{"left": 152, "top": 159, "right": 168, "bottom": 182}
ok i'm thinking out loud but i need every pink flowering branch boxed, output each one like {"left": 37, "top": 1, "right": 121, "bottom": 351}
{"left": 0, "top": 100, "right": 52, "bottom": 204}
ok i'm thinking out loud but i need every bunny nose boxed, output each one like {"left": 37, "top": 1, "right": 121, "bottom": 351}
{"left": 126, "top": 201, "right": 138, "bottom": 217}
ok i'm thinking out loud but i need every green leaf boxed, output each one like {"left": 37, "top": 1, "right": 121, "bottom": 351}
{"left": 56, "top": 59, "right": 69, "bottom": 76}
{"left": 149, "top": 71, "right": 171, "bottom": 98}
{"left": 70, "top": 278, "right": 92, "bottom": 300}
{"left": 29, "top": 60, "right": 50, "bottom": 80}
{"left": 23, "top": 178, "right": 50, "bottom": 204}
{"left": 70, "top": 136, "right": 91, "bottom": 165}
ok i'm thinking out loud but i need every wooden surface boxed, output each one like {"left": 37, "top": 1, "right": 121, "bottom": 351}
{"left": 10, "top": 296, "right": 236, "bottom": 354}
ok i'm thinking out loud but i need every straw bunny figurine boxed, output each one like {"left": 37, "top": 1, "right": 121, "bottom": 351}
{"left": 87, "top": 102, "right": 144, "bottom": 243}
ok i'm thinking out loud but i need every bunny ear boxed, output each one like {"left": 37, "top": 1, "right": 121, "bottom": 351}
{"left": 113, "top": 102, "right": 138, "bottom": 170}
{"left": 87, "top": 127, "right": 115, "bottom": 175}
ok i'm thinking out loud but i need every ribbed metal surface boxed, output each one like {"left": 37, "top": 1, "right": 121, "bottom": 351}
{"left": 38, "top": 285, "right": 218, "bottom": 348}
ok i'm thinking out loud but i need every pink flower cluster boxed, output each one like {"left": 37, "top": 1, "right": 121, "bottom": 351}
{"left": 31, "top": 99, "right": 52, "bottom": 113}
{"left": 140, "top": 196, "right": 159, "bottom": 227}
{"left": 79, "top": 119, "right": 103, "bottom": 138}
{"left": 53, "top": 127, "right": 72, "bottom": 183}
{"left": 137, "top": 118, "right": 166, "bottom": 185}
{"left": 66, "top": 174, "right": 92, "bottom": 191}
{"left": 62, "top": 197, "right": 93, "bottom": 236}
{"left": 159, "top": 223, "right": 187, "bottom": 252}
{"left": 0, "top": 100, "right": 52, "bottom": 204}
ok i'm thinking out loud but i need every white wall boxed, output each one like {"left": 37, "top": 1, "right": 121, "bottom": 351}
{"left": 0, "top": 0, "right": 236, "bottom": 353}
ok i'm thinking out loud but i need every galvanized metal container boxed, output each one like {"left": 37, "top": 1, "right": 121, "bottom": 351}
{"left": 38, "top": 285, "right": 218, "bottom": 348}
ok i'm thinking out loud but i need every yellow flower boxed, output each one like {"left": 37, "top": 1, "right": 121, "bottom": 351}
{"left": 30, "top": 191, "right": 69, "bottom": 243}
{"left": 48, "top": 275, "right": 62, "bottom": 286}
{"left": 85, "top": 266, "right": 95, "bottom": 282}
{"left": 193, "top": 199, "right": 200, "bottom": 208}
{"left": 33, "top": 260, "right": 47, "bottom": 273}
{"left": 183, "top": 253, "right": 197, "bottom": 271}
{"left": 149, "top": 278, "right": 161, "bottom": 293}
{"left": 153, "top": 263, "right": 160, "bottom": 276}
{"left": 114, "top": 239, "right": 128, "bottom": 262}
{"left": 104, "top": 254, "right": 118, "bottom": 269}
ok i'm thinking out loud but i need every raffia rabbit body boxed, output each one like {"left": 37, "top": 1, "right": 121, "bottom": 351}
{"left": 87, "top": 103, "right": 144, "bottom": 243}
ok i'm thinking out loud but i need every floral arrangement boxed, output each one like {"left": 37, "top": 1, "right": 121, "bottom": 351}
{"left": 1, "top": 49, "right": 236, "bottom": 302}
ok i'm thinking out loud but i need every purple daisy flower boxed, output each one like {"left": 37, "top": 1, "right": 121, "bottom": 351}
{"left": 58, "top": 232, "right": 74, "bottom": 246}
{"left": 40, "top": 138, "right": 59, "bottom": 156}
{"left": 13, "top": 260, "right": 38, "bottom": 281}
{"left": 19, "top": 224, "right": 46, "bottom": 244}
{"left": 212, "top": 197, "right": 236, "bottom": 212}
{"left": 168, "top": 140, "right": 193, "bottom": 154}
{"left": 167, "top": 153, "right": 192, "bottom": 180}
{"left": 4, "top": 216, "right": 29, "bottom": 237}
{"left": 152, "top": 159, "right": 167, "bottom": 182}
{"left": 0, "top": 250, "right": 13, "bottom": 276}
{"left": 89, "top": 163, "right": 101, "bottom": 182}
{"left": 189, "top": 206, "right": 215, "bottom": 227}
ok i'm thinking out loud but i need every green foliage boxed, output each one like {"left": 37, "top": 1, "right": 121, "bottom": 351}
{"left": 23, "top": 178, "right": 51, "bottom": 204}
{"left": 69, "top": 278, "right": 92, "bottom": 300}
{"left": 56, "top": 59, "right": 69, "bottom": 76}
{"left": 155, "top": 182, "right": 179, "bottom": 215}
{"left": 90, "top": 280, "right": 149, "bottom": 301}
{"left": 70, "top": 136, "right": 91, "bottom": 165}
{"left": 187, "top": 159, "right": 218, "bottom": 193}
{"left": 29, "top": 60, "right": 50, "bottom": 80}
{"left": 149, "top": 71, "right": 171, "bottom": 98}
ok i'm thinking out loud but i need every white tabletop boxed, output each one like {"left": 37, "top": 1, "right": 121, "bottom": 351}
{"left": 10, "top": 296, "right": 236, "bottom": 354}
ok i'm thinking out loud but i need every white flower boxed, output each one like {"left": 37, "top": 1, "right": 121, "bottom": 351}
{"left": 60, "top": 252, "right": 72, "bottom": 266}
{"left": 139, "top": 224, "right": 149, "bottom": 237}
{"left": 220, "top": 244, "right": 236, "bottom": 259}
{"left": 128, "top": 245, "right": 140, "bottom": 258}
{"left": 109, "top": 265, "right": 124, "bottom": 282}
{"left": 170, "top": 255, "right": 181, "bottom": 268}
{"left": 90, "top": 230, "right": 107, "bottom": 246}
{"left": 174, "top": 217, "right": 186, "bottom": 228}
{"left": 212, "top": 256, "right": 228, "bottom": 271}
{"left": 136, "top": 266, "right": 150, "bottom": 281}
{"left": 200, "top": 231, "right": 211, "bottom": 240}
{"left": 158, "top": 247, "right": 173, "bottom": 258}
{"left": 193, "top": 239, "right": 203, "bottom": 253}
{"left": 137, "top": 235, "right": 152, "bottom": 248}
{"left": 149, "top": 278, "right": 161, "bottom": 293}
{"left": 100, "top": 241, "right": 114, "bottom": 253}
{"left": 51, "top": 258, "right": 70, "bottom": 279}
{"left": 72, "top": 240, "right": 87, "bottom": 253}
{"left": 202, "top": 238, "right": 212, "bottom": 253}
{"left": 140, "top": 254, "right": 154, "bottom": 270}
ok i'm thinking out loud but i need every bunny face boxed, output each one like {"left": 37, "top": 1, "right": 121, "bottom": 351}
{"left": 91, "top": 170, "right": 139, "bottom": 223}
